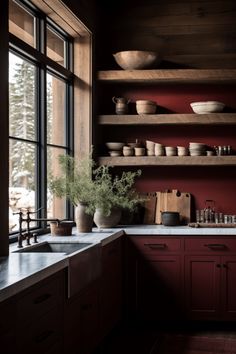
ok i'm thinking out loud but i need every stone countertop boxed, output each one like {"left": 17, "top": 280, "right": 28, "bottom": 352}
{"left": 0, "top": 229, "right": 123, "bottom": 303}
{"left": 1, "top": 225, "right": 236, "bottom": 303}
{"left": 122, "top": 225, "right": 236, "bottom": 235}
{"left": 0, "top": 253, "right": 68, "bottom": 302}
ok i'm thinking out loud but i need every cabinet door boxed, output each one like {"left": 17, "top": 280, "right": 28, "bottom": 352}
{"left": 0, "top": 299, "right": 16, "bottom": 354}
{"left": 185, "top": 255, "right": 221, "bottom": 320}
{"left": 135, "top": 254, "right": 182, "bottom": 321}
{"left": 64, "top": 281, "right": 100, "bottom": 354}
{"left": 221, "top": 256, "right": 236, "bottom": 320}
{"left": 100, "top": 238, "right": 123, "bottom": 338}
{"left": 79, "top": 282, "right": 100, "bottom": 354}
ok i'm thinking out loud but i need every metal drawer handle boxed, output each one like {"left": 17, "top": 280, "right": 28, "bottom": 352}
{"left": 204, "top": 244, "right": 226, "bottom": 249}
{"left": 144, "top": 243, "right": 167, "bottom": 249}
{"left": 34, "top": 293, "right": 52, "bottom": 304}
{"left": 34, "top": 329, "right": 54, "bottom": 343}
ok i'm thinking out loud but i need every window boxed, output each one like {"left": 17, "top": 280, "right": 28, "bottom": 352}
{"left": 9, "top": 0, "right": 73, "bottom": 235}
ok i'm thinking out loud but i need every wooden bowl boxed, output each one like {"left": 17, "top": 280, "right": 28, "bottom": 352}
{"left": 50, "top": 221, "right": 74, "bottom": 236}
{"left": 113, "top": 51, "right": 161, "bottom": 70}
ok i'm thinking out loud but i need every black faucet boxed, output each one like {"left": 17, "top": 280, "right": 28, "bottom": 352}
{"left": 15, "top": 209, "right": 60, "bottom": 248}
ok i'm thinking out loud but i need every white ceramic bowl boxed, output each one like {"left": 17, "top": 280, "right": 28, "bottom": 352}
{"left": 113, "top": 51, "right": 161, "bottom": 70}
{"left": 190, "top": 101, "right": 225, "bottom": 114}
{"left": 108, "top": 150, "right": 122, "bottom": 157}
{"left": 106, "top": 142, "right": 125, "bottom": 151}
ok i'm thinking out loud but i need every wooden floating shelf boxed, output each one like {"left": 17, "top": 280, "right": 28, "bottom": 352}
{"left": 98, "top": 113, "right": 236, "bottom": 125}
{"left": 97, "top": 69, "right": 236, "bottom": 84}
{"left": 98, "top": 156, "right": 236, "bottom": 167}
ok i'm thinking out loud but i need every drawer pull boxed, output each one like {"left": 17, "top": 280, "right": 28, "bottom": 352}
{"left": 34, "top": 329, "right": 54, "bottom": 343}
{"left": 144, "top": 243, "right": 167, "bottom": 249}
{"left": 34, "top": 293, "right": 52, "bottom": 304}
{"left": 204, "top": 244, "right": 226, "bottom": 249}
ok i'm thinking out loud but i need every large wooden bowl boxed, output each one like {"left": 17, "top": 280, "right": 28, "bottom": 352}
{"left": 113, "top": 50, "right": 161, "bottom": 70}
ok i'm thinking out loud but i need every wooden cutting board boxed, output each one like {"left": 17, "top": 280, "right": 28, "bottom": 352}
{"left": 155, "top": 189, "right": 191, "bottom": 225}
{"left": 142, "top": 192, "right": 157, "bottom": 224}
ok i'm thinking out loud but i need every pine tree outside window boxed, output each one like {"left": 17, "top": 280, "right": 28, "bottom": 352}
{"left": 9, "top": 0, "right": 73, "bottom": 236}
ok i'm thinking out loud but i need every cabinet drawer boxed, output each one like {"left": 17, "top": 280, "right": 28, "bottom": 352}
{"left": 129, "top": 236, "right": 181, "bottom": 253}
{"left": 185, "top": 238, "right": 236, "bottom": 253}
{"left": 17, "top": 272, "right": 63, "bottom": 322}
{"left": 18, "top": 305, "right": 62, "bottom": 354}
{"left": 0, "top": 299, "right": 16, "bottom": 335}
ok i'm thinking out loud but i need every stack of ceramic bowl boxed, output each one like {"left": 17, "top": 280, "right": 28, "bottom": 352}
{"left": 189, "top": 142, "right": 207, "bottom": 156}
{"left": 146, "top": 140, "right": 155, "bottom": 156}
{"left": 154, "top": 143, "right": 165, "bottom": 156}
{"left": 123, "top": 145, "right": 134, "bottom": 156}
{"left": 177, "top": 146, "right": 189, "bottom": 156}
{"left": 105, "top": 142, "right": 125, "bottom": 156}
{"left": 165, "top": 146, "right": 177, "bottom": 156}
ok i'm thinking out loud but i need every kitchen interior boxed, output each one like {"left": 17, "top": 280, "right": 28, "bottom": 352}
{"left": 1, "top": 0, "right": 236, "bottom": 353}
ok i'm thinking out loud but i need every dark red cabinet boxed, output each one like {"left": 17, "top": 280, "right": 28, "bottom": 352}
{"left": 185, "top": 255, "right": 221, "bottom": 319}
{"left": 100, "top": 237, "right": 123, "bottom": 338}
{"left": 64, "top": 280, "right": 100, "bottom": 354}
{"left": 126, "top": 236, "right": 183, "bottom": 322}
{"left": 185, "top": 238, "right": 236, "bottom": 321}
{"left": 220, "top": 256, "right": 236, "bottom": 320}
{"left": 0, "top": 271, "right": 64, "bottom": 354}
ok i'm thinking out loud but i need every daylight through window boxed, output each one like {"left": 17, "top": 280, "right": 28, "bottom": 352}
{"left": 9, "top": 0, "right": 73, "bottom": 235}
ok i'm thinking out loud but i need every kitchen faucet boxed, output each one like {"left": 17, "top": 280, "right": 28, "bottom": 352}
{"left": 15, "top": 209, "right": 60, "bottom": 248}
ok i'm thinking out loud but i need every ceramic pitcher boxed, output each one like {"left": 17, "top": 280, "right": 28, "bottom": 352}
{"left": 112, "top": 96, "right": 130, "bottom": 115}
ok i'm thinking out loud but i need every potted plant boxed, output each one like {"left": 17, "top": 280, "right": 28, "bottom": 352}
{"left": 49, "top": 154, "right": 143, "bottom": 231}
{"left": 49, "top": 154, "right": 96, "bottom": 232}
{"left": 93, "top": 165, "right": 143, "bottom": 228}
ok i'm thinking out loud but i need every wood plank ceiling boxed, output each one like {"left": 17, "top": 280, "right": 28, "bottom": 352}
{"left": 97, "top": 0, "right": 236, "bottom": 69}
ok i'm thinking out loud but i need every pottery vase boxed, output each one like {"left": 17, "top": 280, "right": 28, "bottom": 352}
{"left": 94, "top": 207, "right": 122, "bottom": 228}
{"left": 75, "top": 203, "right": 93, "bottom": 233}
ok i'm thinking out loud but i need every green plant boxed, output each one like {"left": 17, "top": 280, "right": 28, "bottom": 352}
{"left": 93, "top": 165, "right": 143, "bottom": 216}
{"left": 48, "top": 154, "right": 96, "bottom": 215}
{"left": 49, "top": 154, "right": 143, "bottom": 217}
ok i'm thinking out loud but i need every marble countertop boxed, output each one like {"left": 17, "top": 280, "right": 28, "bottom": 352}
{"left": 1, "top": 225, "right": 236, "bottom": 303}
{"left": 122, "top": 225, "right": 236, "bottom": 235}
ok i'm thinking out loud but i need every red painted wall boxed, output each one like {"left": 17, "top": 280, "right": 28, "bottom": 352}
{"left": 99, "top": 84, "right": 236, "bottom": 216}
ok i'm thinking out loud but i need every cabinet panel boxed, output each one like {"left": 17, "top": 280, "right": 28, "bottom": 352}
{"left": 185, "top": 238, "right": 236, "bottom": 253}
{"left": 100, "top": 238, "right": 123, "bottom": 338}
{"left": 64, "top": 281, "right": 100, "bottom": 354}
{"left": 17, "top": 272, "right": 63, "bottom": 324}
{"left": 18, "top": 305, "right": 63, "bottom": 354}
{"left": 185, "top": 255, "right": 221, "bottom": 319}
{"left": 136, "top": 255, "right": 182, "bottom": 321}
{"left": 221, "top": 256, "right": 236, "bottom": 320}
{"left": 129, "top": 236, "right": 182, "bottom": 254}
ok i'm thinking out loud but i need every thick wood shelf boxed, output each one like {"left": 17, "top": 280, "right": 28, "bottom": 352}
{"left": 97, "top": 69, "right": 236, "bottom": 84}
{"left": 98, "top": 113, "right": 236, "bottom": 125}
{"left": 98, "top": 156, "right": 236, "bottom": 167}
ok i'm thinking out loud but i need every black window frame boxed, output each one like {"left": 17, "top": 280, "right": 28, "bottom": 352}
{"left": 9, "top": 0, "right": 74, "bottom": 241}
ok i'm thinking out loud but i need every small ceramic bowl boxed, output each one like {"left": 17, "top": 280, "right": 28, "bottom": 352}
{"left": 106, "top": 142, "right": 125, "bottom": 151}
{"left": 108, "top": 150, "right": 122, "bottom": 157}
{"left": 136, "top": 100, "right": 156, "bottom": 115}
{"left": 134, "top": 147, "right": 146, "bottom": 156}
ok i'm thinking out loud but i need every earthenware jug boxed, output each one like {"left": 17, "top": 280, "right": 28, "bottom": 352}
{"left": 112, "top": 96, "right": 130, "bottom": 115}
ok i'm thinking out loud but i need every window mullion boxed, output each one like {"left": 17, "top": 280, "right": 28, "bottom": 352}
{"left": 38, "top": 65, "right": 47, "bottom": 229}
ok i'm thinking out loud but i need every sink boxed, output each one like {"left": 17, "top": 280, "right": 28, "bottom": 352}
{"left": 14, "top": 241, "right": 92, "bottom": 255}
{"left": 14, "top": 240, "right": 101, "bottom": 299}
